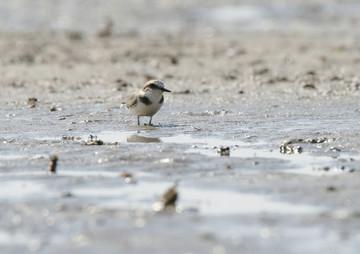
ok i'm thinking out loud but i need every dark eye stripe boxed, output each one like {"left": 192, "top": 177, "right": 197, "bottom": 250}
{"left": 149, "top": 84, "right": 157, "bottom": 89}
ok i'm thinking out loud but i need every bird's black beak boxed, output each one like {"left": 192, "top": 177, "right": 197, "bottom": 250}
{"left": 161, "top": 87, "right": 171, "bottom": 92}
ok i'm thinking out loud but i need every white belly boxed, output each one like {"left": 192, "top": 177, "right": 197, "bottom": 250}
{"left": 131, "top": 100, "right": 163, "bottom": 116}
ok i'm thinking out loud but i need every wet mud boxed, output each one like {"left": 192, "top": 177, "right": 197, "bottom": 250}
{"left": 1, "top": 30, "right": 360, "bottom": 253}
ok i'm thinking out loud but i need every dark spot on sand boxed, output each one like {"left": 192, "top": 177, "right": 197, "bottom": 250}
{"left": 48, "top": 153, "right": 59, "bottom": 174}
{"left": 27, "top": 98, "right": 38, "bottom": 108}
{"left": 279, "top": 144, "right": 303, "bottom": 154}
{"left": 173, "top": 89, "right": 190, "bottom": 94}
{"left": 153, "top": 186, "right": 178, "bottom": 212}
{"left": 218, "top": 146, "right": 230, "bottom": 156}
{"left": 326, "top": 186, "right": 337, "bottom": 192}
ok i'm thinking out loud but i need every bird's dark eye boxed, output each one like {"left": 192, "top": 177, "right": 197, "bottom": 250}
{"left": 149, "top": 84, "right": 157, "bottom": 89}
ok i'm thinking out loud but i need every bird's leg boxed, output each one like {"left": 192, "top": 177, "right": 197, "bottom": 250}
{"left": 137, "top": 116, "right": 140, "bottom": 125}
{"left": 149, "top": 116, "right": 153, "bottom": 126}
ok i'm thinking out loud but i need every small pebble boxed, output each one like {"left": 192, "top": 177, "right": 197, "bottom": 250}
{"left": 329, "top": 147, "right": 341, "bottom": 152}
{"left": 218, "top": 146, "right": 230, "bottom": 156}
{"left": 27, "top": 98, "right": 37, "bottom": 108}
{"left": 62, "top": 192, "right": 73, "bottom": 198}
{"left": 48, "top": 153, "right": 59, "bottom": 174}
{"left": 84, "top": 140, "right": 104, "bottom": 146}
{"left": 326, "top": 186, "right": 337, "bottom": 192}
{"left": 120, "top": 172, "right": 136, "bottom": 184}
{"left": 153, "top": 186, "right": 178, "bottom": 212}
{"left": 279, "top": 144, "right": 302, "bottom": 154}
{"left": 224, "top": 165, "right": 232, "bottom": 170}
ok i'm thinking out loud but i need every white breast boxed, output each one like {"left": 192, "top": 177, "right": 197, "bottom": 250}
{"left": 131, "top": 90, "right": 164, "bottom": 116}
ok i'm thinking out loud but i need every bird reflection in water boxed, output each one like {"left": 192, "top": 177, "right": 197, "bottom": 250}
{"left": 126, "top": 134, "right": 161, "bottom": 143}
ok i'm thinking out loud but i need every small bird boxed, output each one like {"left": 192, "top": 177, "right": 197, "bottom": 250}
{"left": 126, "top": 80, "right": 171, "bottom": 125}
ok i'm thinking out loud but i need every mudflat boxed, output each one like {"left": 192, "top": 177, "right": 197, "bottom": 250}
{"left": 1, "top": 31, "right": 360, "bottom": 253}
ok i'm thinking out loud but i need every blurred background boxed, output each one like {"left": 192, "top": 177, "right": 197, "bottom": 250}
{"left": 0, "top": 0, "right": 359, "bottom": 35}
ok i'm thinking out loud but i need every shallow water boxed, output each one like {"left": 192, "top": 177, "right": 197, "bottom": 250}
{"left": 2, "top": 98, "right": 360, "bottom": 254}
{"left": 77, "top": 130, "right": 360, "bottom": 176}
{"left": 1, "top": 179, "right": 320, "bottom": 215}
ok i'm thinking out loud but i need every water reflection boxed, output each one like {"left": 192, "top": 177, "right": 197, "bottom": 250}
{"left": 126, "top": 134, "right": 161, "bottom": 143}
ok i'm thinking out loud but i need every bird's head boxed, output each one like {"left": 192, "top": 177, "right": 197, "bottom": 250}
{"left": 142, "top": 80, "right": 171, "bottom": 93}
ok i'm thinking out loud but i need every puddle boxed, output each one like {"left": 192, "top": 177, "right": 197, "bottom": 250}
{"left": 0, "top": 181, "right": 56, "bottom": 200}
{"left": 87, "top": 131, "right": 359, "bottom": 175}
{"left": 127, "top": 134, "right": 161, "bottom": 143}
{"left": 0, "top": 169, "right": 157, "bottom": 179}
{"left": 0, "top": 179, "right": 321, "bottom": 216}
{"left": 30, "top": 131, "right": 360, "bottom": 176}
{"left": 0, "top": 231, "right": 29, "bottom": 246}
{"left": 180, "top": 187, "right": 321, "bottom": 216}
{"left": 79, "top": 131, "right": 250, "bottom": 146}
{"left": 0, "top": 154, "right": 27, "bottom": 160}
{"left": 72, "top": 181, "right": 322, "bottom": 216}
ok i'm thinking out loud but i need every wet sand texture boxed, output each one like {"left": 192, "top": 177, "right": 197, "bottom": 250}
{"left": 1, "top": 1, "right": 360, "bottom": 253}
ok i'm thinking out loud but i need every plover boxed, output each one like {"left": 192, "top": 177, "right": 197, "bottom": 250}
{"left": 126, "top": 80, "right": 171, "bottom": 125}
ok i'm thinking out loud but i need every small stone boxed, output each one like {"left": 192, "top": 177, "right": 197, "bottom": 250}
{"left": 329, "top": 147, "right": 341, "bottom": 152}
{"left": 120, "top": 172, "right": 136, "bottom": 184}
{"left": 326, "top": 186, "right": 337, "bottom": 192}
{"left": 85, "top": 140, "right": 104, "bottom": 146}
{"left": 218, "top": 146, "right": 230, "bottom": 156}
{"left": 224, "top": 165, "right": 232, "bottom": 170}
{"left": 115, "top": 79, "right": 131, "bottom": 91}
{"left": 62, "top": 192, "right": 73, "bottom": 198}
{"left": 62, "top": 136, "right": 74, "bottom": 140}
{"left": 106, "top": 142, "right": 119, "bottom": 146}
{"left": 27, "top": 97, "right": 37, "bottom": 104}
{"left": 173, "top": 89, "right": 190, "bottom": 94}
{"left": 306, "top": 71, "right": 316, "bottom": 75}
{"left": 48, "top": 153, "right": 59, "bottom": 174}
{"left": 321, "top": 166, "right": 330, "bottom": 172}
{"left": 303, "top": 83, "right": 316, "bottom": 89}
{"left": 27, "top": 98, "right": 37, "bottom": 108}
{"left": 280, "top": 144, "right": 302, "bottom": 154}
{"left": 153, "top": 186, "right": 178, "bottom": 212}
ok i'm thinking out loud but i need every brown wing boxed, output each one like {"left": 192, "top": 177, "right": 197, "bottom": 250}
{"left": 126, "top": 93, "right": 138, "bottom": 108}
